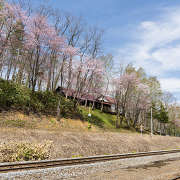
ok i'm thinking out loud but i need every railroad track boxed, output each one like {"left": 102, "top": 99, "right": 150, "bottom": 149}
{"left": 171, "top": 177, "right": 180, "bottom": 180}
{"left": 0, "top": 149, "right": 180, "bottom": 173}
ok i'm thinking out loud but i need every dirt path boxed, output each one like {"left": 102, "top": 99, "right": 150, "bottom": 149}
{"left": 67, "top": 157, "right": 180, "bottom": 180}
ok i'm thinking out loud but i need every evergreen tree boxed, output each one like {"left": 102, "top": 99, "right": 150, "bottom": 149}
{"left": 157, "top": 104, "right": 169, "bottom": 124}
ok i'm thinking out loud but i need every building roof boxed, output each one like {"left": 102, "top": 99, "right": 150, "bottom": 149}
{"left": 56, "top": 87, "right": 119, "bottom": 105}
{"left": 96, "top": 95, "right": 117, "bottom": 105}
{"left": 81, "top": 93, "right": 95, "bottom": 101}
{"left": 56, "top": 86, "right": 95, "bottom": 100}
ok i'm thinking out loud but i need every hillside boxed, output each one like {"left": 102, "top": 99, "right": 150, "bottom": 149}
{"left": 0, "top": 78, "right": 127, "bottom": 131}
{"left": 0, "top": 109, "right": 180, "bottom": 163}
{"left": 0, "top": 123, "right": 180, "bottom": 163}
{"left": 0, "top": 79, "right": 180, "bottom": 163}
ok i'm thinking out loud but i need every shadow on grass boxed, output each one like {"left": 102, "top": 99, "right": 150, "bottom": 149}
{"left": 106, "top": 115, "right": 116, "bottom": 126}
{"left": 85, "top": 114, "right": 106, "bottom": 129}
{"left": 92, "top": 109, "right": 116, "bottom": 126}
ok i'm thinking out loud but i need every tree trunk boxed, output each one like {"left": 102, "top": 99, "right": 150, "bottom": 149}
{"left": 160, "top": 122, "right": 161, "bottom": 135}
{"left": 6, "top": 60, "right": 12, "bottom": 80}
{"left": 12, "top": 63, "right": 17, "bottom": 81}
{"left": 164, "top": 124, "right": 166, "bottom": 136}
{"left": 127, "top": 113, "right": 130, "bottom": 129}
{"left": 116, "top": 102, "right": 119, "bottom": 128}
{"left": 143, "top": 112, "right": 146, "bottom": 129}
{"left": 120, "top": 111, "right": 124, "bottom": 125}
{"left": 85, "top": 99, "right": 87, "bottom": 107}
{"left": 138, "top": 113, "right": 140, "bottom": 128}
{"left": 133, "top": 111, "right": 140, "bottom": 127}
{"left": 57, "top": 92, "right": 62, "bottom": 121}
{"left": 116, "top": 114, "right": 119, "bottom": 128}
{"left": 100, "top": 98, "right": 104, "bottom": 112}
{"left": 46, "top": 56, "right": 52, "bottom": 91}
{"left": 92, "top": 100, "right": 95, "bottom": 109}
{"left": 38, "top": 79, "right": 42, "bottom": 91}
{"left": 156, "top": 121, "right": 158, "bottom": 132}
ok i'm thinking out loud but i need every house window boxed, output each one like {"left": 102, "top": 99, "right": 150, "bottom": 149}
{"left": 111, "top": 104, "right": 115, "bottom": 109}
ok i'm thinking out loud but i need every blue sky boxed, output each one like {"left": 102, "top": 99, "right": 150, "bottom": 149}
{"left": 25, "top": 0, "right": 180, "bottom": 102}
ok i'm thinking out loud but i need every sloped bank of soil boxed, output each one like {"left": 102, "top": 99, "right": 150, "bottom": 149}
{"left": 0, "top": 127, "right": 180, "bottom": 162}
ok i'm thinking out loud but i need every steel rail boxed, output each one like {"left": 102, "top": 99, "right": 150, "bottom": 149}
{"left": 171, "top": 176, "right": 180, "bottom": 180}
{"left": 0, "top": 149, "right": 180, "bottom": 173}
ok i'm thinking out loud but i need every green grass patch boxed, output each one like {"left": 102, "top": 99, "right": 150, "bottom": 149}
{"left": 50, "top": 119, "right": 56, "bottom": 124}
{"left": 71, "top": 155, "right": 82, "bottom": 158}
{"left": 78, "top": 106, "right": 120, "bottom": 131}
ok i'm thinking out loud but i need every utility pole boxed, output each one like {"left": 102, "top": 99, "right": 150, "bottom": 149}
{"left": 88, "top": 107, "right": 91, "bottom": 129}
{"left": 151, "top": 107, "right": 153, "bottom": 138}
{"left": 140, "top": 125, "right": 143, "bottom": 152}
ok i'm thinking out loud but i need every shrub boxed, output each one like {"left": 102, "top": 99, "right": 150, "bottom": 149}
{"left": 31, "top": 91, "right": 59, "bottom": 113}
{"left": 0, "top": 79, "right": 30, "bottom": 108}
{"left": 0, "top": 78, "right": 83, "bottom": 119}
{"left": 61, "top": 100, "right": 83, "bottom": 119}
{"left": 0, "top": 140, "right": 53, "bottom": 162}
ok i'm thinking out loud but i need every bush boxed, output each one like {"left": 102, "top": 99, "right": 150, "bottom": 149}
{"left": 30, "top": 91, "right": 58, "bottom": 113}
{"left": 0, "top": 140, "right": 53, "bottom": 162}
{"left": 0, "top": 79, "right": 30, "bottom": 108}
{"left": 31, "top": 91, "right": 59, "bottom": 112}
{"left": 61, "top": 100, "right": 83, "bottom": 119}
{"left": 0, "top": 78, "right": 83, "bottom": 119}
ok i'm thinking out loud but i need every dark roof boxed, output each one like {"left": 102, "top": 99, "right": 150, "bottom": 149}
{"left": 56, "top": 86, "right": 75, "bottom": 97}
{"left": 56, "top": 87, "right": 119, "bottom": 105}
{"left": 81, "top": 93, "right": 95, "bottom": 101}
{"left": 106, "top": 96, "right": 117, "bottom": 104}
{"left": 56, "top": 86, "right": 95, "bottom": 101}
{"left": 96, "top": 95, "right": 117, "bottom": 105}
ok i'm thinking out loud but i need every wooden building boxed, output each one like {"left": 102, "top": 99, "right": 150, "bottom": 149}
{"left": 55, "top": 86, "right": 121, "bottom": 114}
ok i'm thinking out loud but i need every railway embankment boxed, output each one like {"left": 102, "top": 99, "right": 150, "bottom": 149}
{"left": 0, "top": 109, "right": 180, "bottom": 164}
{"left": 0, "top": 126, "right": 180, "bottom": 163}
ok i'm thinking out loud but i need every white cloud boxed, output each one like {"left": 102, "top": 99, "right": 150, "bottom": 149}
{"left": 112, "top": 6, "right": 180, "bottom": 102}
{"left": 116, "top": 6, "right": 180, "bottom": 77}
{"left": 159, "top": 78, "right": 180, "bottom": 92}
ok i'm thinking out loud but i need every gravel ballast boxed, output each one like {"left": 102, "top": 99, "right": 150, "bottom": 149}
{"left": 0, "top": 152, "right": 180, "bottom": 180}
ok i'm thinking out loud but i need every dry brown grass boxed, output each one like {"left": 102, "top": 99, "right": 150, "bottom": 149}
{"left": 0, "top": 140, "right": 53, "bottom": 162}
{"left": 0, "top": 110, "right": 180, "bottom": 163}
{"left": 0, "top": 110, "right": 97, "bottom": 131}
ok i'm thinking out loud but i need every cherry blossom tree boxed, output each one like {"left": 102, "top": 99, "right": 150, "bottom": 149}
{"left": 99, "top": 53, "right": 114, "bottom": 111}
{"left": 1, "top": 1, "right": 108, "bottom": 121}
{"left": 170, "top": 119, "right": 180, "bottom": 136}
{"left": 130, "top": 83, "right": 150, "bottom": 127}
{"left": 23, "top": 13, "right": 64, "bottom": 110}
{"left": 56, "top": 46, "right": 80, "bottom": 120}
{"left": 111, "top": 73, "right": 141, "bottom": 127}
{"left": 71, "top": 56, "right": 105, "bottom": 108}
{"left": 85, "top": 57, "right": 105, "bottom": 107}
{"left": 173, "top": 119, "right": 180, "bottom": 128}
{"left": 0, "top": 1, "right": 27, "bottom": 75}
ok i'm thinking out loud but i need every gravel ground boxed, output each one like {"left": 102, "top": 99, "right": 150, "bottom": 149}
{"left": 0, "top": 152, "right": 180, "bottom": 180}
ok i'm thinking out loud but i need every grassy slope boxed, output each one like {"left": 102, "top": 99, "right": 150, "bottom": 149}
{"left": 79, "top": 106, "right": 124, "bottom": 132}
{"left": 0, "top": 106, "right": 119, "bottom": 131}
{"left": 0, "top": 78, "right": 138, "bottom": 132}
